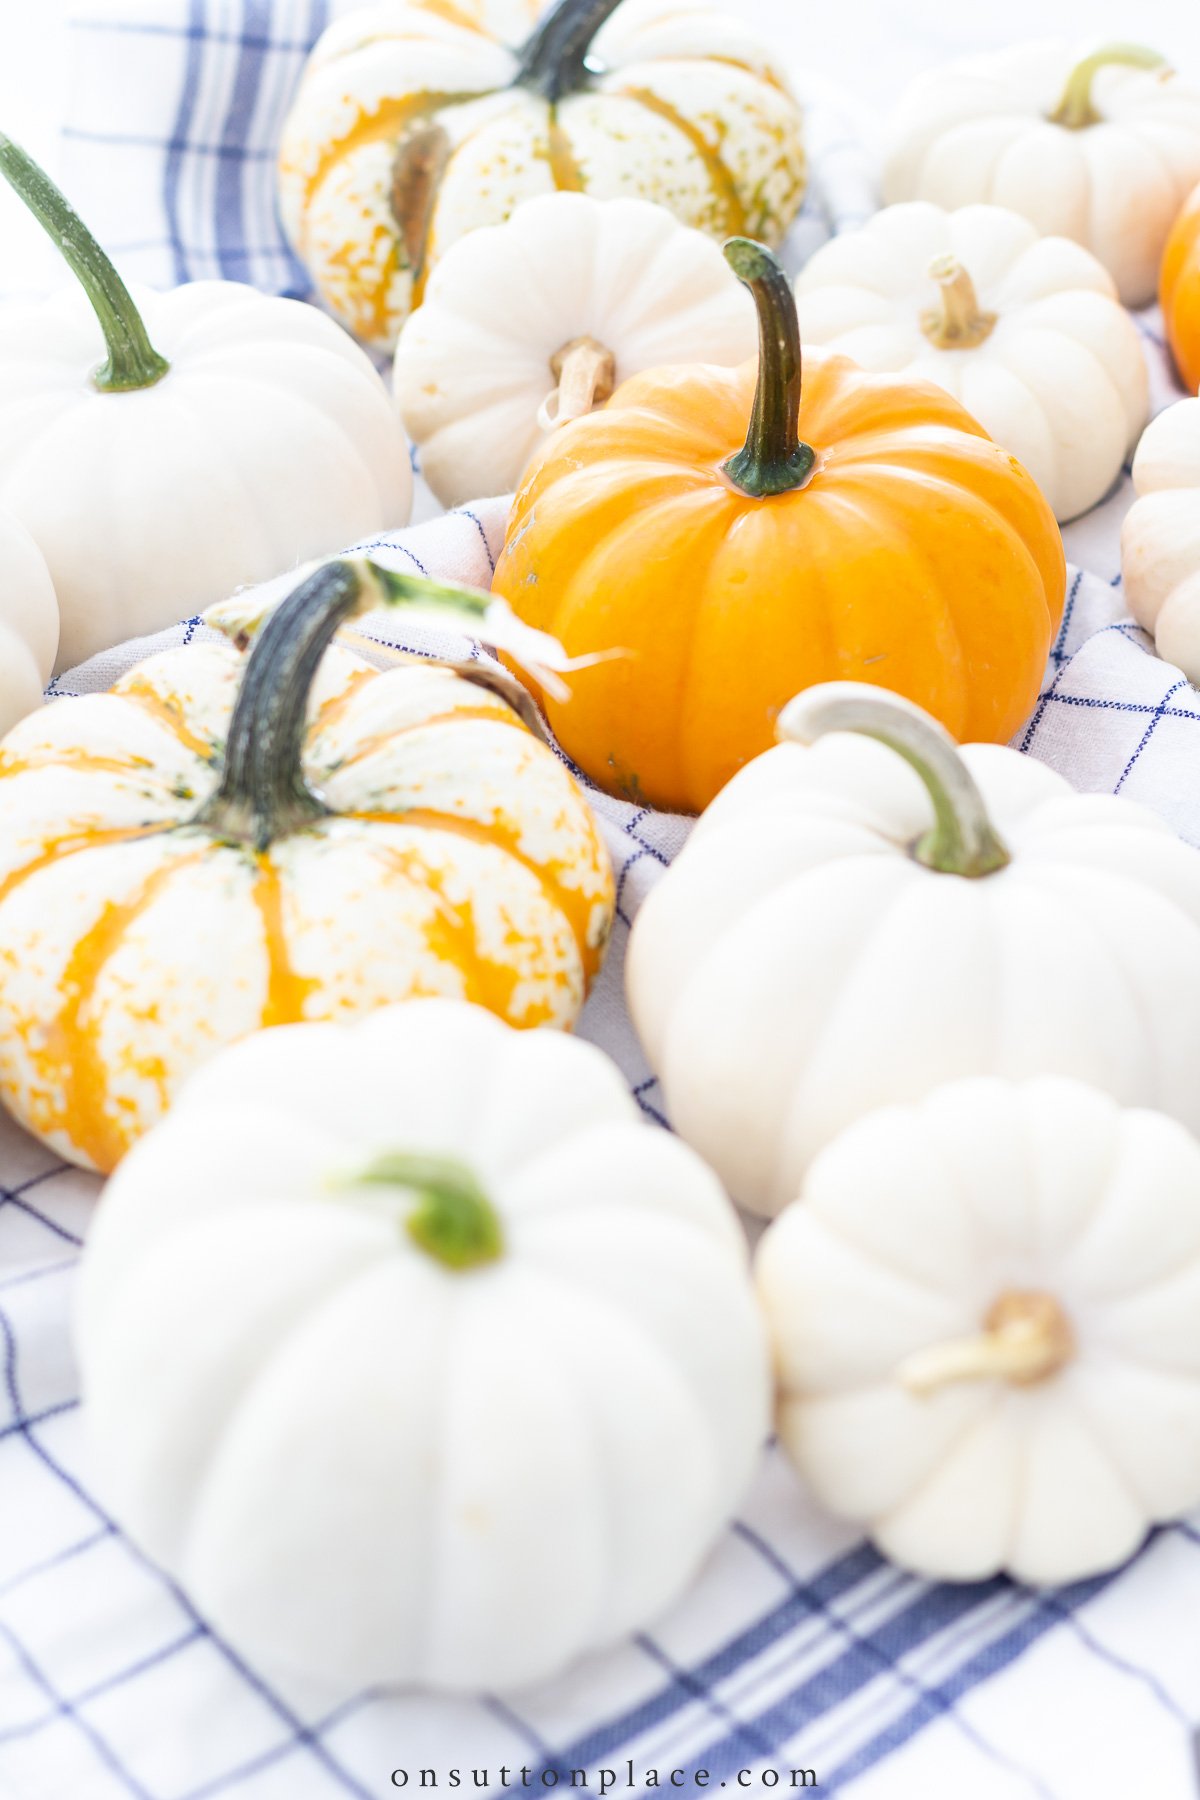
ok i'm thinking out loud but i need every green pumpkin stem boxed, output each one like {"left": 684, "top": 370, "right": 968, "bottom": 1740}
{"left": 0, "top": 133, "right": 169, "bottom": 393}
{"left": 196, "top": 559, "right": 495, "bottom": 852}
{"left": 1049, "top": 43, "right": 1167, "bottom": 130}
{"left": 351, "top": 1151, "right": 504, "bottom": 1271}
{"left": 515, "top": 0, "right": 625, "bottom": 102}
{"left": 722, "top": 237, "right": 816, "bottom": 499}
{"left": 777, "top": 683, "right": 1011, "bottom": 879}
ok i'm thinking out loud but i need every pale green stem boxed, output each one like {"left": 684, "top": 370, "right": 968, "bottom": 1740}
{"left": 776, "top": 682, "right": 1011, "bottom": 878}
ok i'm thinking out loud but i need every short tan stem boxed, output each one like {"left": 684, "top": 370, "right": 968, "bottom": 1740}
{"left": 921, "top": 255, "right": 996, "bottom": 350}
{"left": 1049, "top": 43, "right": 1168, "bottom": 130}
{"left": 538, "top": 336, "right": 617, "bottom": 431}
{"left": 898, "top": 1291, "right": 1075, "bottom": 1396}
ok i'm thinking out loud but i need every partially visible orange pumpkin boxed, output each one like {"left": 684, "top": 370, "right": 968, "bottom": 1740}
{"left": 491, "top": 238, "right": 1067, "bottom": 816}
{"left": 1162, "top": 180, "right": 1200, "bottom": 396}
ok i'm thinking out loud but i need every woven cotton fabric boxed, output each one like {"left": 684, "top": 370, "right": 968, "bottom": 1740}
{"left": 3, "top": 4, "right": 1200, "bottom": 1798}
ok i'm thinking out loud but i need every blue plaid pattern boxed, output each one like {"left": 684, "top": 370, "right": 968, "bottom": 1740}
{"left": 1, "top": 3, "right": 1198, "bottom": 1797}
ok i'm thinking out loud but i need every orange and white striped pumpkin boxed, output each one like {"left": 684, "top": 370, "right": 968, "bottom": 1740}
{"left": 0, "top": 560, "right": 613, "bottom": 1172}
{"left": 277, "top": 0, "right": 807, "bottom": 350}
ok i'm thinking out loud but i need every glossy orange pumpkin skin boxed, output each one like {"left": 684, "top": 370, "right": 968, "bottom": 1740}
{"left": 1162, "top": 181, "right": 1200, "bottom": 396}
{"left": 491, "top": 349, "right": 1066, "bottom": 815}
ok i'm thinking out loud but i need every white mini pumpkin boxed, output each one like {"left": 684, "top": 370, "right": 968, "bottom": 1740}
{"left": 1121, "top": 398, "right": 1200, "bottom": 683}
{"left": 757, "top": 1075, "right": 1200, "bottom": 1585}
{"left": 794, "top": 201, "right": 1147, "bottom": 522}
{"left": 627, "top": 682, "right": 1200, "bottom": 1218}
{"left": 883, "top": 42, "right": 1200, "bottom": 307}
{"left": 278, "top": 0, "right": 806, "bottom": 350}
{"left": 394, "top": 191, "right": 756, "bottom": 506}
{"left": 77, "top": 999, "right": 770, "bottom": 1692}
{"left": 0, "top": 134, "right": 411, "bottom": 670}
{"left": 0, "top": 509, "right": 56, "bottom": 736}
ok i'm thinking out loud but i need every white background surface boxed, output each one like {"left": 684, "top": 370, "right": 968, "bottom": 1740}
{"left": 2, "top": 0, "right": 1200, "bottom": 297}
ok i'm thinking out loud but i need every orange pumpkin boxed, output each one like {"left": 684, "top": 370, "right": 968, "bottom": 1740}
{"left": 1162, "top": 180, "right": 1200, "bottom": 395}
{"left": 491, "top": 238, "right": 1066, "bottom": 815}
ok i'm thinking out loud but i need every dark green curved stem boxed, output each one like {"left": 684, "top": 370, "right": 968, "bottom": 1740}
{"left": 722, "top": 237, "right": 816, "bottom": 499}
{"left": 1048, "top": 43, "right": 1167, "bottom": 129}
{"left": 195, "top": 559, "right": 494, "bottom": 852}
{"left": 777, "top": 683, "right": 1011, "bottom": 879}
{"left": 353, "top": 1151, "right": 504, "bottom": 1270}
{"left": 0, "top": 133, "right": 169, "bottom": 393}
{"left": 515, "top": 0, "right": 625, "bottom": 101}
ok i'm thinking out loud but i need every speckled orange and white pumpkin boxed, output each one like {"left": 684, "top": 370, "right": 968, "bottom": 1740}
{"left": 0, "top": 560, "right": 613, "bottom": 1173}
{"left": 277, "top": 0, "right": 807, "bottom": 350}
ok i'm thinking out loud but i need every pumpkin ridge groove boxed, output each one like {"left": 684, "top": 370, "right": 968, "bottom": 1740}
{"left": 829, "top": 460, "right": 1057, "bottom": 712}
{"left": 341, "top": 805, "right": 602, "bottom": 980}
{"left": 0, "top": 821, "right": 179, "bottom": 912}
{"left": 614, "top": 85, "right": 746, "bottom": 235}
{"left": 28, "top": 844, "right": 211, "bottom": 1170}
{"left": 871, "top": 1389, "right": 1009, "bottom": 1536}
{"left": 414, "top": 0, "right": 492, "bottom": 35}
{"left": 1015, "top": 859, "right": 1183, "bottom": 1119}
{"left": 315, "top": 706, "right": 529, "bottom": 775}
{"left": 1069, "top": 1375, "right": 1200, "bottom": 1523}
{"left": 176, "top": 1251, "right": 445, "bottom": 1597}
{"left": 392, "top": 121, "right": 454, "bottom": 307}
{"left": 770, "top": 869, "right": 940, "bottom": 1193}
{"left": 545, "top": 104, "right": 585, "bottom": 191}
{"left": 300, "top": 89, "right": 490, "bottom": 217}
{"left": 248, "top": 854, "right": 322, "bottom": 1029}
{"left": 798, "top": 1178, "right": 979, "bottom": 1307}
{"left": 679, "top": 859, "right": 909, "bottom": 1211}
{"left": 358, "top": 836, "right": 541, "bottom": 1021}
{"left": 419, "top": 1278, "right": 461, "bottom": 1676}
{"left": 507, "top": 1255, "right": 724, "bottom": 1634}
{"left": 117, "top": 685, "right": 223, "bottom": 764}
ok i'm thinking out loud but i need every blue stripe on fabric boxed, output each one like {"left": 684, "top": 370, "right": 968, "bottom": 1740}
{"left": 533, "top": 1542, "right": 882, "bottom": 1774}
{"left": 163, "top": 0, "right": 209, "bottom": 284}
{"left": 0, "top": 1627, "right": 204, "bottom": 1745}
{"left": 270, "top": 0, "right": 331, "bottom": 299}
{"left": 1045, "top": 1590, "right": 1190, "bottom": 1727}
{"left": 635, "top": 1631, "right": 783, "bottom": 1766}
{"left": 455, "top": 506, "right": 497, "bottom": 575}
{"left": 1114, "top": 677, "right": 1189, "bottom": 793}
{"left": 0, "top": 1399, "right": 80, "bottom": 1447}
{"left": 0, "top": 1258, "right": 77, "bottom": 1295}
{"left": 734, "top": 1537, "right": 1054, "bottom": 1799}
{"left": 0, "top": 1525, "right": 114, "bottom": 1603}
{"left": 216, "top": 0, "right": 272, "bottom": 282}
{"left": 0, "top": 1614, "right": 157, "bottom": 1800}
{"left": 0, "top": 1162, "right": 83, "bottom": 1247}
{"left": 815, "top": 1576, "right": 1118, "bottom": 1797}
{"left": 695, "top": 1555, "right": 1015, "bottom": 1774}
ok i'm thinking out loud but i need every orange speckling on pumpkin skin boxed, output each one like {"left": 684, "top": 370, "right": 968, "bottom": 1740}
{"left": 345, "top": 806, "right": 607, "bottom": 986}
{"left": 19, "top": 849, "right": 209, "bottom": 1172}
{"left": 368, "top": 839, "right": 564, "bottom": 1026}
{"left": 325, "top": 707, "right": 526, "bottom": 773}
{"left": 250, "top": 855, "right": 324, "bottom": 1028}
{"left": 118, "top": 676, "right": 222, "bottom": 762}
{"left": 0, "top": 823, "right": 176, "bottom": 909}
{"left": 0, "top": 746, "right": 157, "bottom": 781}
